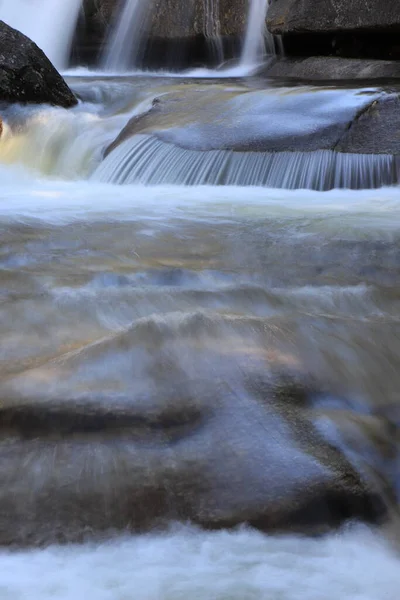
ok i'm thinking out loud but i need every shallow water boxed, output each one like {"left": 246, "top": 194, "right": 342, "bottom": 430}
{"left": 1, "top": 75, "right": 400, "bottom": 596}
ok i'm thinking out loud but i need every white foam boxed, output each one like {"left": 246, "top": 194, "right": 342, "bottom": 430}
{"left": 0, "top": 525, "right": 399, "bottom": 600}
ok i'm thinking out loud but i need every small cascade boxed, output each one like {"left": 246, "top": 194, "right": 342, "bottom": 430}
{"left": 92, "top": 135, "right": 400, "bottom": 191}
{"left": 240, "top": 0, "right": 274, "bottom": 66}
{"left": 204, "top": 0, "right": 224, "bottom": 65}
{"left": 102, "top": 0, "right": 154, "bottom": 71}
{"left": 0, "top": 0, "right": 82, "bottom": 68}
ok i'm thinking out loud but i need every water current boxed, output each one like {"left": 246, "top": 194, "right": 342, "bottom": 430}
{"left": 1, "top": 73, "right": 400, "bottom": 598}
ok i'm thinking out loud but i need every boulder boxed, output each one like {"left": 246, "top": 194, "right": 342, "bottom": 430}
{"left": 0, "top": 20, "right": 77, "bottom": 108}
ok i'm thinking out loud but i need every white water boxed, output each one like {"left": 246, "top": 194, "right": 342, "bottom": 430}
{"left": 0, "top": 0, "right": 82, "bottom": 68}
{"left": 102, "top": 0, "right": 155, "bottom": 71}
{"left": 94, "top": 134, "right": 399, "bottom": 190}
{"left": 1, "top": 525, "right": 400, "bottom": 599}
{"left": 240, "top": 0, "right": 273, "bottom": 66}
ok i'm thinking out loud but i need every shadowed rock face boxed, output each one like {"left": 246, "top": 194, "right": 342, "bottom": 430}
{"left": 0, "top": 21, "right": 77, "bottom": 108}
{"left": 268, "top": 0, "right": 400, "bottom": 60}
{"left": 73, "top": 0, "right": 247, "bottom": 68}
{"left": 267, "top": 0, "right": 400, "bottom": 34}
{"left": 0, "top": 325, "right": 387, "bottom": 546}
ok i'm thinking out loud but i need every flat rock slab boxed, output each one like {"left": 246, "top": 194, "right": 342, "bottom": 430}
{"left": 105, "top": 83, "right": 400, "bottom": 155}
{"left": 264, "top": 57, "right": 400, "bottom": 81}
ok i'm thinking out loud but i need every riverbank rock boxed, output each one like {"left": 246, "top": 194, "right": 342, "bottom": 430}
{"left": 0, "top": 21, "right": 77, "bottom": 108}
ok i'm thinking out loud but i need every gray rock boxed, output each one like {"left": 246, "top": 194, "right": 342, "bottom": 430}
{"left": 0, "top": 325, "right": 385, "bottom": 546}
{"left": 264, "top": 56, "right": 400, "bottom": 80}
{"left": 0, "top": 20, "right": 77, "bottom": 108}
{"left": 337, "top": 95, "right": 400, "bottom": 155}
{"left": 267, "top": 0, "right": 400, "bottom": 34}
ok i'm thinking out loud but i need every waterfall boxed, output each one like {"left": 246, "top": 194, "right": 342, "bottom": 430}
{"left": 240, "top": 0, "right": 274, "bottom": 67}
{"left": 102, "top": 0, "right": 155, "bottom": 71}
{"left": 93, "top": 135, "right": 400, "bottom": 191}
{"left": 0, "top": 0, "right": 82, "bottom": 69}
{"left": 204, "top": 0, "right": 224, "bottom": 64}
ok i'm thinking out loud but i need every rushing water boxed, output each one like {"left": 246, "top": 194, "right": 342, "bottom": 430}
{"left": 1, "top": 74, "right": 400, "bottom": 595}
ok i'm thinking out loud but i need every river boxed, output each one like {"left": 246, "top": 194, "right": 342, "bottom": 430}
{"left": 1, "top": 74, "right": 400, "bottom": 598}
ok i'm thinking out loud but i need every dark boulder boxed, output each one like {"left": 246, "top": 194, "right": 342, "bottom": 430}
{"left": 0, "top": 20, "right": 77, "bottom": 108}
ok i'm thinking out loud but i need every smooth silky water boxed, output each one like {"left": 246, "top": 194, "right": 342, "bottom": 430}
{"left": 1, "top": 69, "right": 400, "bottom": 598}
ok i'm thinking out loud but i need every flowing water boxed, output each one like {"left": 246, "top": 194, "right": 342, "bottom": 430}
{"left": 0, "top": 0, "right": 82, "bottom": 68}
{"left": 1, "top": 71, "right": 400, "bottom": 597}
{"left": 102, "top": 0, "right": 155, "bottom": 71}
{"left": 240, "top": 0, "right": 273, "bottom": 66}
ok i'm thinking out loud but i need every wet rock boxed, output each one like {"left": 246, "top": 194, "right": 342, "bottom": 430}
{"left": 0, "top": 20, "right": 77, "bottom": 108}
{"left": 337, "top": 95, "right": 400, "bottom": 155}
{"left": 264, "top": 56, "right": 400, "bottom": 80}
{"left": 0, "top": 340, "right": 386, "bottom": 546}
{"left": 73, "top": 0, "right": 246, "bottom": 68}
{"left": 103, "top": 85, "right": 400, "bottom": 159}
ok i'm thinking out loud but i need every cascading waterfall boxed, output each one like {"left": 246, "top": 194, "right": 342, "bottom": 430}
{"left": 102, "top": 0, "right": 155, "bottom": 71}
{"left": 240, "top": 0, "right": 274, "bottom": 66}
{"left": 0, "top": 0, "right": 82, "bottom": 68}
{"left": 92, "top": 134, "right": 400, "bottom": 191}
{"left": 204, "top": 0, "right": 224, "bottom": 64}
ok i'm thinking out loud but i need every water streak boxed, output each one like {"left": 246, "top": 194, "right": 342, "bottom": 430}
{"left": 102, "top": 0, "right": 155, "bottom": 71}
{"left": 0, "top": 0, "right": 82, "bottom": 68}
{"left": 203, "top": 0, "right": 224, "bottom": 64}
{"left": 240, "top": 0, "right": 274, "bottom": 66}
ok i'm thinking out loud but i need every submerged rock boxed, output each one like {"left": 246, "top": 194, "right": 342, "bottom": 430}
{"left": 0, "top": 328, "right": 387, "bottom": 546}
{"left": 0, "top": 20, "right": 77, "bottom": 108}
